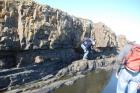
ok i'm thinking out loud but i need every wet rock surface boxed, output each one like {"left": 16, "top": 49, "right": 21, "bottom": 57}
{"left": 3, "top": 57, "right": 116, "bottom": 93}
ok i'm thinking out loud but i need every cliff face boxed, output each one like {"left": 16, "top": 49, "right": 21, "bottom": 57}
{"left": 0, "top": 0, "right": 117, "bottom": 50}
{"left": 92, "top": 23, "right": 117, "bottom": 47}
{"left": 0, "top": 0, "right": 118, "bottom": 69}
{"left": 0, "top": 0, "right": 121, "bottom": 91}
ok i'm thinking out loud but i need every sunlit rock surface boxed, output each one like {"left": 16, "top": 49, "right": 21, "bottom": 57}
{"left": 0, "top": 0, "right": 126, "bottom": 92}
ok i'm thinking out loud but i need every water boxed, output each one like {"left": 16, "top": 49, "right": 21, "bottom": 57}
{"left": 53, "top": 70, "right": 118, "bottom": 93}
{"left": 102, "top": 72, "right": 117, "bottom": 93}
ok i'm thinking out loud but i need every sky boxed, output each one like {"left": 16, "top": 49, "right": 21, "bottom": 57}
{"left": 34, "top": 0, "right": 140, "bottom": 43}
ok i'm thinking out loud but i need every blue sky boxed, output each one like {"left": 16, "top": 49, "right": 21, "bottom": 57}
{"left": 34, "top": 0, "right": 140, "bottom": 43}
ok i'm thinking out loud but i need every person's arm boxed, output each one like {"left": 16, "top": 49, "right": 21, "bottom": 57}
{"left": 116, "top": 44, "right": 133, "bottom": 78}
{"left": 117, "top": 44, "right": 132, "bottom": 64}
{"left": 90, "top": 38, "right": 95, "bottom": 45}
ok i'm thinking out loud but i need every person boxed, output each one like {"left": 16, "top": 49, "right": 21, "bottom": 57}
{"left": 81, "top": 37, "right": 95, "bottom": 60}
{"left": 116, "top": 41, "right": 140, "bottom": 93}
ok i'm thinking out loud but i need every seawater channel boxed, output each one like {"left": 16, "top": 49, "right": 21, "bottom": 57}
{"left": 53, "top": 70, "right": 140, "bottom": 93}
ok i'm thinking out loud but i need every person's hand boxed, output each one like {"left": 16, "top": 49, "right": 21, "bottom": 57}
{"left": 116, "top": 65, "right": 124, "bottom": 79}
{"left": 116, "top": 71, "right": 120, "bottom": 79}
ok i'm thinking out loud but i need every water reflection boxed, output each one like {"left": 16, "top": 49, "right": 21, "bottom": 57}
{"left": 102, "top": 72, "right": 117, "bottom": 93}
{"left": 54, "top": 70, "right": 112, "bottom": 93}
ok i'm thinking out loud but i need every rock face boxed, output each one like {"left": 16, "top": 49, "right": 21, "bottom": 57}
{"left": 0, "top": 1, "right": 117, "bottom": 71}
{"left": 0, "top": 0, "right": 117, "bottom": 50}
{"left": 117, "top": 35, "right": 127, "bottom": 50}
{"left": 0, "top": 0, "right": 117, "bottom": 68}
{"left": 0, "top": 0, "right": 119, "bottom": 92}
{"left": 92, "top": 23, "right": 117, "bottom": 47}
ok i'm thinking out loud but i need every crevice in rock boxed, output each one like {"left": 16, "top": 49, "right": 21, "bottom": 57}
{"left": 0, "top": 51, "right": 17, "bottom": 69}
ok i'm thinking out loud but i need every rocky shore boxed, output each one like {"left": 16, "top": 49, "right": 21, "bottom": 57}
{"left": 0, "top": 0, "right": 127, "bottom": 92}
{"left": 4, "top": 57, "right": 116, "bottom": 93}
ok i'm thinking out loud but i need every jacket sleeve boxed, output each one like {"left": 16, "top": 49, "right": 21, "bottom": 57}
{"left": 90, "top": 38, "right": 95, "bottom": 45}
{"left": 117, "top": 44, "right": 132, "bottom": 64}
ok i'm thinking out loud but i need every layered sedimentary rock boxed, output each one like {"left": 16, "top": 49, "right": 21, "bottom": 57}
{"left": 0, "top": 0, "right": 118, "bottom": 69}
{"left": 92, "top": 22, "right": 117, "bottom": 47}
{"left": 0, "top": 0, "right": 117, "bottom": 51}
{"left": 0, "top": 57, "right": 115, "bottom": 92}
{"left": 0, "top": 0, "right": 120, "bottom": 92}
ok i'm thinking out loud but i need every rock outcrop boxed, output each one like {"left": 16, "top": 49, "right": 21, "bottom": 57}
{"left": 117, "top": 35, "right": 127, "bottom": 50}
{"left": 0, "top": 0, "right": 120, "bottom": 92}
{"left": 92, "top": 22, "right": 117, "bottom": 47}
{"left": 0, "top": 0, "right": 117, "bottom": 50}
{"left": 1, "top": 57, "right": 115, "bottom": 93}
{"left": 0, "top": 0, "right": 117, "bottom": 68}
